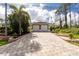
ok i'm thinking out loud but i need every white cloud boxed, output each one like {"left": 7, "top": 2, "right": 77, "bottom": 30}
{"left": 23, "top": 4, "right": 52, "bottom": 23}
{"left": 0, "top": 6, "right": 5, "bottom": 14}
{"left": 0, "top": 6, "right": 5, "bottom": 20}
{"left": 0, "top": 3, "right": 79, "bottom": 25}
{"left": 0, "top": 3, "right": 54, "bottom": 23}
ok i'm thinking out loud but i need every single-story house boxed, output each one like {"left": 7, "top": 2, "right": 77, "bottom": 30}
{"left": 32, "top": 22, "right": 49, "bottom": 32}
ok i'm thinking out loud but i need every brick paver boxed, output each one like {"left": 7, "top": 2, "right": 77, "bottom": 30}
{"left": 0, "top": 32, "right": 79, "bottom": 56}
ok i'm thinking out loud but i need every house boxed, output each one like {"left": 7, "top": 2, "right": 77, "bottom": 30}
{"left": 32, "top": 22, "right": 49, "bottom": 32}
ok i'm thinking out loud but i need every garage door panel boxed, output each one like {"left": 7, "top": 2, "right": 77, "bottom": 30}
{"left": 41, "top": 25, "right": 48, "bottom": 31}
{"left": 33, "top": 25, "right": 39, "bottom": 31}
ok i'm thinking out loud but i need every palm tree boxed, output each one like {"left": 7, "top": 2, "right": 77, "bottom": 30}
{"left": 61, "top": 3, "right": 71, "bottom": 28}
{"left": 77, "top": 4, "right": 79, "bottom": 26}
{"left": 69, "top": 4, "right": 72, "bottom": 28}
{"left": 55, "top": 6, "right": 63, "bottom": 29}
{"left": 10, "top": 4, "right": 25, "bottom": 35}
{"left": 9, "top": 4, "right": 30, "bottom": 35}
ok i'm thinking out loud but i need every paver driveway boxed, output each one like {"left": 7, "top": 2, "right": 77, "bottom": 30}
{"left": 0, "top": 32, "right": 79, "bottom": 56}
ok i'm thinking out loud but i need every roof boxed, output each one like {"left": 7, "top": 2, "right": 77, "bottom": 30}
{"left": 32, "top": 22, "right": 49, "bottom": 25}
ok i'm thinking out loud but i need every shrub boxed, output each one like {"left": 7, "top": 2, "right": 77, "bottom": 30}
{"left": 54, "top": 29, "right": 60, "bottom": 33}
{"left": 0, "top": 27, "right": 5, "bottom": 33}
{"left": 63, "top": 24, "right": 69, "bottom": 28}
{"left": 58, "top": 28, "right": 71, "bottom": 34}
{"left": 50, "top": 26, "right": 53, "bottom": 32}
{"left": 69, "top": 33, "right": 73, "bottom": 39}
{"left": 0, "top": 26, "right": 12, "bottom": 35}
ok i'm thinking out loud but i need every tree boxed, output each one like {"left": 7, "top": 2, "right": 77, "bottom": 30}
{"left": 55, "top": 6, "right": 62, "bottom": 29}
{"left": 61, "top": 3, "right": 71, "bottom": 28}
{"left": 5, "top": 3, "right": 7, "bottom": 36}
{"left": 8, "top": 4, "right": 30, "bottom": 35}
{"left": 69, "top": 4, "right": 72, "bottom": 28}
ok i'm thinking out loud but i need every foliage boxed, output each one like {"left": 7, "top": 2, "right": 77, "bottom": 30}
{"left": 54, "top": 28, "right": 60, "bottom": 33}
{"left": 0, "top": 39, "right": 8, "bottom": 46}
{"left": 8, "top": 4, "right": 31, "bottom": 35}
{"left": 50, "top": 26, "right": 53, "bottom": 32}
{"left": 72, "top": 34, "right": 79, "bottom": 39}
{"left": 0, "top": 26, "right": 12, "bottom": 34}
{"left": 69, "top": 33, "right": 73, "bottom": 39}
{"left": 54, "top": 27, "right": 79, "bottom": 39}
{"left": 63, "top": 24, "right": 69, "bottom": 28}
{"left": 59, "top": 29, "right": 71, "bottom": 33}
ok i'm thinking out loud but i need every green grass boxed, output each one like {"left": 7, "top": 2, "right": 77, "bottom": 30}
{"left": 73, "top": 34, "right": 79, "bottom": 39}
{"left": 54, "top": 27, "right": 79, "bottom": 39}
{"left": 0, "top": 40, "right": 8, "bottom": 46}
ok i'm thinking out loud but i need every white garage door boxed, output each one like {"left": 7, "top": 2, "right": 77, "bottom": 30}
{"left": 33, "top": 25, "right": 39, "bottom": 31}
{"left": 33, "top": 25, "right": 48, "bottom": 32}
{"left": 41, "top": 25, "right": 48, "bottom": 31}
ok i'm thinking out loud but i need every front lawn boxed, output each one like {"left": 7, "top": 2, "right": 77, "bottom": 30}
{"left": 72, "top": 34, "right": 79, "bottom": 39}
{"left": 0, "top": 40, "right": 8, "bottom": 46}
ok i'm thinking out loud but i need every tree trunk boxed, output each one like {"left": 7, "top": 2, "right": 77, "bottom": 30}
{"left": 19, "top": 13, "right": 21, "bottom": 35}
{"left": 64, "top": 11, "right": 68, "bottom": 28}
{"left": 69, "top": 4, "right": 72, "bottom": 28}
{"left": 74, "top": 12, "right": 77, "bottom": 27}
{"left": 78, "top": 13, "right": 79, "bottom": 26}
{"left": 5, "top": 3, "right": 7, "bottom": 36}
{"left": 70, "top": 12, "right": 71, "bottom": 28}
{"left": 60, "top": 14, "right": 62, "bottom": 28}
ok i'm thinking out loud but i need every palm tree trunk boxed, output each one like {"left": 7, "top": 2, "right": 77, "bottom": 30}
{"left": 78, "top": 13, "right": 79, "bottom": 26}
{"left": 60, "top": 14, "right": 62, "bottom": 28}
{"left": 69, "top": 4, "right": 72, "bottom": 28}
{"left": 65, "top": 11, "right": 68, "bottom": 28}
{"left": 74, "top": 12, "right": 77, "bottom": 27}
{"left": 5, "top": 3, "right": 7, "bottom": 36}
{"left": 69, "top": 12, "right": 72, "bottom": 28}
{"left": 19, "top": 13, "right": 21, "bottom": 35}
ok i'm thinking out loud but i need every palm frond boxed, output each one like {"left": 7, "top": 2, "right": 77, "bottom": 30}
{"left": 9, "top": 4, "right": 18, "bottom": 12}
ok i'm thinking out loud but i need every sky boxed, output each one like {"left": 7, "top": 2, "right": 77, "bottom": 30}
{"left": 0, "top": 3, "right": 79, "bottom": 24}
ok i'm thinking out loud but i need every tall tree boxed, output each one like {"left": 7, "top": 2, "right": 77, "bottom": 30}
{"left": 61, "top": 3, "right": 71, "bottom": 28}
{"left": 69, "top": 4, "right": 72, "bottom": 28}
{"left": 5, "top": 3, "right": 7, "bottom": 36}
{"left": 55, "top": 7, "right": 62, "bottom": 29}
{"left": 8, "top": 4, "right": 30, "bottom": 35}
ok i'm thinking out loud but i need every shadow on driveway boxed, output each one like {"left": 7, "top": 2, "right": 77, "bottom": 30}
{"left": 0, "top": 33, "right": 42, "bottom": 56}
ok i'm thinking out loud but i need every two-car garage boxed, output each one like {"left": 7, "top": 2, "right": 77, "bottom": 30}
{"left": 32, "top": 22, "right": 49, "bottom": 32}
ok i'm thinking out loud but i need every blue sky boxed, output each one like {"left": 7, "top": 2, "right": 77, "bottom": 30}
{"left": 42, "top": 3, "right": 61, "bottom": 11}
{"left": 0, "top": 3, "right": 79, "bottom": 11}
{"left": 0, "top": 3, "right": 79, "bottom": 23}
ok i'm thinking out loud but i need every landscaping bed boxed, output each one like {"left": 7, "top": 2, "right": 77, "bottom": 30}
{"left": 0, "top": 33, "right": 18, "bottom": 46}
{"left": 52, "top": 28, "right": 79, "bottom": 46}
